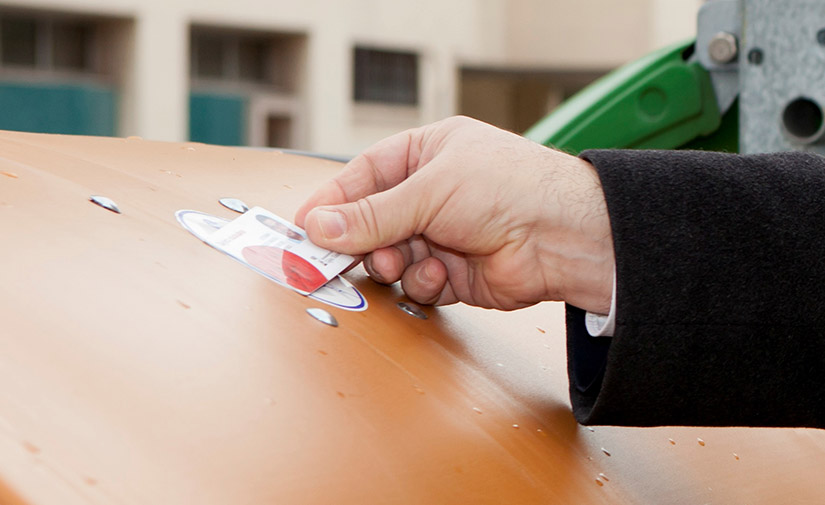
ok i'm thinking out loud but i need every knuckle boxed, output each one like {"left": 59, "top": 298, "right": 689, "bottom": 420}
{"left": 354, "top": 151, "right": 387, "bottom": 193}
{"left": 354, "top": 196, "right": 382, "bottom": 241}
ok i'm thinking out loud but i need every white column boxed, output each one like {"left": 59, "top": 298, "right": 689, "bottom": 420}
{"left": 123, "top": 7, "right": 189, "bottom": 141}
{"left": 305, "top": 14, "right": 351, "bottom": 155}
{"left": 422, "top": 50, "right": 458, "bottom": 122}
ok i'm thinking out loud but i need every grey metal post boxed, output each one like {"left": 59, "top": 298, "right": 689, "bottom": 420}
{"left": 740, "top": 0, "right": 825, "bottom": 154}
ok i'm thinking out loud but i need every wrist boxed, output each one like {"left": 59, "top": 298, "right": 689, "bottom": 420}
{"left": 536, "top": 153, "right": 615, "bottom": 313}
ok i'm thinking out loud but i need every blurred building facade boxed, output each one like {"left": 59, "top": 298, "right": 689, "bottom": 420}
{"left": 0, "top": 0, "right": 701, "bottom": 155}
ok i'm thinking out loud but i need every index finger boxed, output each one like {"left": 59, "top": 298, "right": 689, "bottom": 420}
{"left": 294, "top": 126, "right": 426, "bottom": 227}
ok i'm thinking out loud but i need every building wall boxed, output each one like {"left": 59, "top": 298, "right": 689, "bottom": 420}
{"left": 500, "top": 0, "right": 701, "bottom": 68}
{"left": 461, "top": 0, "right": 702, "bottom": 134}
{"left": 651, "top": 0, "right": 704, "bottom": 49}
{"left": 0, "top": 0, "right": 703, "bottom": 155}
{"left": 503, "top": 0, "right": 653, "bottom": 69}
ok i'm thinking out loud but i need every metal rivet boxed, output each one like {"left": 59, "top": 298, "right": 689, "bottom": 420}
{"left": 747, "top": 48, "right": 764, "bottom": 65}
{"left": 708, "top": 32, "right": 738, "bottom": 64}
{"left": 397, "top": 302, "right": 427, "bottom": 319}
{"left": 219, "top": 197, "right": 249, "bottom": 213}
{"left": 89, "top": 195, "right": 120, "bottom": 214}
{"left": 306, "top": 307, "right": 338, "bottom": 327}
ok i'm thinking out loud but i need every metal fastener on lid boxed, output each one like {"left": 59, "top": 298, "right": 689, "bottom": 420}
{"left": 306, "top": 308, "right": 338, "bottom": 327}
{"left": 397, "top": 302, "right": 427, "bottom": 319}
{"left": 89, "top": 195, "right": 121, "bottom": 214}
{"left": 219, "top": 197, "right": 249, "bottom": 213}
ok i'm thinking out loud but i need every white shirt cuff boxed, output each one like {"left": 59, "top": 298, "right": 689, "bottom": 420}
{"left": 584, "top": 269, "right": 616, "bottom": 337}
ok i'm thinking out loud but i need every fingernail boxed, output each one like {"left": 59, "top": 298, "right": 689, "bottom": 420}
{"left": 416, "top": 262, "right": 432, "bottom": 284}
{"left": 315, "top": 209, "right": 347, "bottom": 240}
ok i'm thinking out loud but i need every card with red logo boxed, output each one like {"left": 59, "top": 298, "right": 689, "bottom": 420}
{"left": 205, "top": 207, "right": 355, "bottom": 295}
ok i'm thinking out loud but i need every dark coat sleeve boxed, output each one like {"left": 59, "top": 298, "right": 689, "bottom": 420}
{"left": 567, "top": 149, "right": 825, "bottom": 428}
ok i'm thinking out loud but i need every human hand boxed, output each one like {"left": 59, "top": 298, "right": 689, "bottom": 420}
{"left": 295, "top": 116, "right": 614, "bottom": 313}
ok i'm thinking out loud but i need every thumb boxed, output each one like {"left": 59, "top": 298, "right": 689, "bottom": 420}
{"left": 303, "top": 183, "right": 426, "bottom": 255}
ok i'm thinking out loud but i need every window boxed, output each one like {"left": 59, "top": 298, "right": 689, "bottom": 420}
{"left": 193, "top": 33, "right": 225, "bottom": 79}
{"left": 1, "top": 17, "right": 37, "bottom": 66}
{"left": 189, "top": 26, "right": 307, "bottom": 148}
{"left": 53, "top": 21, "right": 92, "bottom": 71}
{"left": 190, "top": 30, "right": 276, "bottom": 86}
{"left": 266, "top": 114, "right": 291, "bottom": 148}
{"left": 353, "top": 47, "right": 418, "bottom": 106}
{"left": 0, "top": 14, "right": 96, "bottom": 73}
{"left": 239, "top": 39, "right": 268, "bottom": 82}
{"left": 459, "top": 67, "right": 604, "bottom": 133}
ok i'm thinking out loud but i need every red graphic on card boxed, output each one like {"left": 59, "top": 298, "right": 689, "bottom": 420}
{"left": 242, "top": 245, "right": 327, "bottom": 293}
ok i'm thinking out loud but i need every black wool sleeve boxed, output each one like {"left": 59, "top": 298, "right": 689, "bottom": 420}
{"left": 567, "top": 149, "right": 825, "bottom": 428}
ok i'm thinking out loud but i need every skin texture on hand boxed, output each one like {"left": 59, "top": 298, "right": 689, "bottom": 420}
{"left": 295, "top": 116, "right": 614, "bottom": 313}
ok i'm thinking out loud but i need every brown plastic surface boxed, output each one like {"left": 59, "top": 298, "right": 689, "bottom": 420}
{"left": 0, "top": 130, "right": 822, "bottom": 504}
